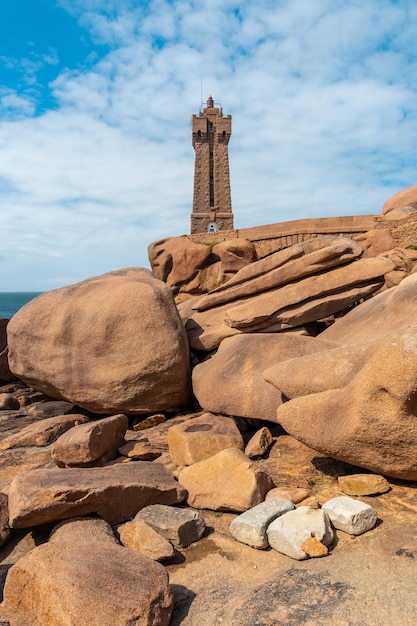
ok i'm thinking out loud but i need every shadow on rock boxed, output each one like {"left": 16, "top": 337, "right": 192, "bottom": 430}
{"left": 169, "top": 585, "right": 197, "bottom": 625}
{"left": 231, "top": 568, "right": 354, "bottom": 626}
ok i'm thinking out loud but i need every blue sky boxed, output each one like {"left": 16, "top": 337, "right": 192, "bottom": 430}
{"left": 1, "top": 0, "right": 417, "bottom": 291}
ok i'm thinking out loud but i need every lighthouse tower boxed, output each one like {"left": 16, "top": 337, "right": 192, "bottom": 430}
{"left": 190, "top": 96, "right": 234, "bottom": 234}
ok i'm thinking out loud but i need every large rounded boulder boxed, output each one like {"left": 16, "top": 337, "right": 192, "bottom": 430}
{"left": 7, "top": 268, "right": 191, "bottom": 415}
{"left": 382, "top": 184, "right": 417, "bottom": 216}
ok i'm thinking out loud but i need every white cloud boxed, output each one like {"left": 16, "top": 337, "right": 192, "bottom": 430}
{"left": 1, "top": 0, "right": 417, "bottom": 291}
{"left": 0, "top": 89, "right": 36, "bottom": 117}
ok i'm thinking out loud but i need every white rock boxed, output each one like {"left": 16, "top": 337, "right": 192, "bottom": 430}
{"left": 229, "top": 498, "right": 295, "bottom": 549}
{"left": 322, "top": 496, "right": 377, "bottom": 535}
{"left": 266, "top": 506, "right": 334, "bottom": 560}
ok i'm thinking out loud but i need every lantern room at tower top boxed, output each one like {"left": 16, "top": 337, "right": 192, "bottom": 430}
{"left": 190, "top": 96, "right": 234, "bottom": 234}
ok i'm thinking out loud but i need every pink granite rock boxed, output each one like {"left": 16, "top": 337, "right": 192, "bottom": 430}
{"left": 7, "top": 268, "right": 191, "bottom": 415}
{"left": 179, "top": 448, "right": 274, "bottom": 512}
{"left": 382, "top": 184, "right": 417, "bottom": 215}
{"left": 192, "top": 333, "right": 340, "bottom": 421}
{"left": 274, "top": 325, "right": 417, "bottom": 480}
{"left": 51, "top": 414, "right": 128, "bottom": 467}
{"left": 2, "top": 517, "right": 173, "bottom": 626}
{"left": 0, "top": 414, "right": 89, "bottom": 451}
{"left": 8, "top": 462, "right": 186, "bottom": 528}
{"left": 168, "top": 412, "right": 243, "bottom": 466}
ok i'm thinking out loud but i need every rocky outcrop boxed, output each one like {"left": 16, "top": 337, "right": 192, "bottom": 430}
{"left": 0, "top": 378, "right": 413, "bottom": 624}
{"left": 193, "top": 237, "right": 364, "bottom": 311}
{"left": 353, "top": 228, "right": 395, "bottom": 257}
{"left": 8, "top": 462, "right": 186, "bottom": 528}
{"left": 270, "top": 325, "right": 417, "bottom": 480}
{"left": 7, "top": 268, "right": 191, "bottom": 415}
{"left": 192, "top": 334, "right": 340, "bottom": 421}
{"left": 148, "top": 237, "right": 256, "bottom": 301}
{"left": 2, "top": 191, "right": 417, "bottom": 624}
{"left": 221, "top": 256, "right": 393, "bottom": 330}
{"left": 263, "top": 340, "right": 376, "bottom": 398}
{"left": 180, "top": 238, "right": 394, "bottom": 350}
{"left": 149, "top": 237, "right": 212, "bottom": 296}
{"left": 2, "top": 517, "right": 173, "bottom": 626}
{"left": 381, "top": 247, "right": 415, "bottom": 287}
{"left": 178, "top": 296, "right": 246, "bottom": 351}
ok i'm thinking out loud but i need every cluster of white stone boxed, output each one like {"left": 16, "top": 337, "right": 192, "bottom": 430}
{"left": 230, "top": 496, "right": 378, "bottom": 560}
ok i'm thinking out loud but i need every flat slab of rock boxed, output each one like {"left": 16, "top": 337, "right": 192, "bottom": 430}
{"left": 178, "top": 448, "right": 274, "bottom": 512}
{"left": 167, "top": 412, "right": 243, "bottom": 466}
{"left": 26, "top": 401, "right": 78, "bottom": 418}
{"left": 338, "top": 474, "right": 390, "bottom": 496}
{"left": 193, "top": 238, "right": 364, "bottom": 311}
{"left": 267, "top": 507, "right": 334, "bottom": 560}
{"left": 52, "top": 414, "right": 128, "bottom": 467}
{"left": 183, "top": 247, "right": 390, "bottom": 350}
{"left": 322, "top": 496, "right": 378, "bottom": 535}
{"left": 223, "top": 257, "right": 393, "bottom": 330}
{"left": 0, "top": 414, "right": 89, "bottom": 451}
{"left": 136, "top": 504, "right": 205, "bottom": 548}
{"left": 2, "top": 517, "right": 173, "bottom": 626}
{"left": 8, "top": 462, "right": 186, "bottom": 528}
{"left": 132, "top": 413, "right": 166, "bottom": 431}
{"left": 229, "top": 498, "right": 295, "bottom": 549}
{"left": 117, "top": 516, "right": 175, "bottom": 561}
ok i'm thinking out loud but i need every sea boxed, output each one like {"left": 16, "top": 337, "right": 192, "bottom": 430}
{"left": 0, "top": 292, "right": 43, "bottom": 319}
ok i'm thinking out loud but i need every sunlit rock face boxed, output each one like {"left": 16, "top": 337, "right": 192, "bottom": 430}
{"left": 7, "top": 267, "right": 191, "bottom": 415}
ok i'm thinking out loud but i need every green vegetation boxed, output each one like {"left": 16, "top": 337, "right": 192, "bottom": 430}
{"left": 199, "top": 240, "right": 221, "bottom": 252}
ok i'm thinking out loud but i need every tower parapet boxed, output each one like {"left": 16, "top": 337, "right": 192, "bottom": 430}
{"left": 191, "top": 96, "right": 234, "bottom": 234}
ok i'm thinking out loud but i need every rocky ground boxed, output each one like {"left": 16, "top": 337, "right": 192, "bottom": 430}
{"left": 1, "top": 193, "right": 417, "bottom": 625}
{"left": 0, "top": 391, "right": 416, "bottom": 626}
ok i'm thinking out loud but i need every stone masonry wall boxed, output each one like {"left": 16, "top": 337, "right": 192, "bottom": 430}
{"left": 189, "top": 214, "right": 380, "bottom": 258}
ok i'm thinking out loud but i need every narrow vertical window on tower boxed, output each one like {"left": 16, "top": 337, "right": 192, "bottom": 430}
{"left": 190, "top": 97, "right": 234, "bottom": 234}
{"left": 209, "top": 148, "right": 214, "bottom": 208}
